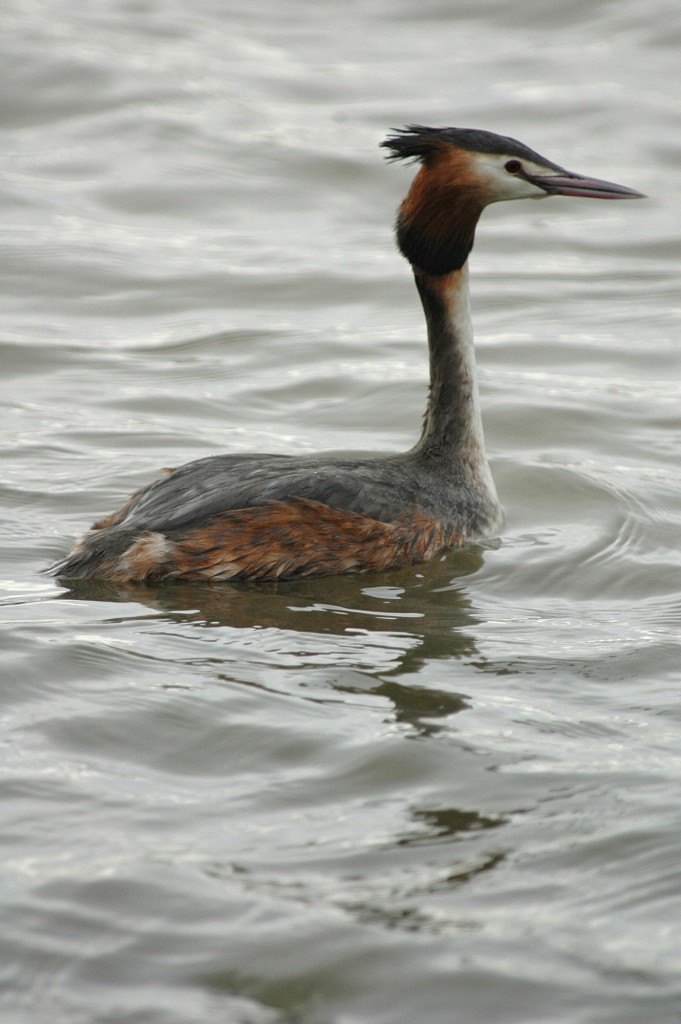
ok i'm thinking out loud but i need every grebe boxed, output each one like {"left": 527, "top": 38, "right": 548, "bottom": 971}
{"left": 50, "top": 126, "right": 643, "bottom": 583}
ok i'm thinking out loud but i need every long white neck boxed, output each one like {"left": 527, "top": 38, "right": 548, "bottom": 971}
{"left": 411, "top": 265, "right": 499, "bottom": 512}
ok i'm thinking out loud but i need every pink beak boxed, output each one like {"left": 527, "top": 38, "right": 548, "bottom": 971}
{"left": 528, "top": 170, "right": 645, "bottom": 200}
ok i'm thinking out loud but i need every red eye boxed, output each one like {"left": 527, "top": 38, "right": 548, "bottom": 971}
{"left": 505, "top": 159, "right": 522, "bottom": 174}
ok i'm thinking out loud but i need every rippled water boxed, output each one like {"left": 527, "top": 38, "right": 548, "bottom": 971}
{"left": 2, "top": 1, "right": 681, "bottom": 1021}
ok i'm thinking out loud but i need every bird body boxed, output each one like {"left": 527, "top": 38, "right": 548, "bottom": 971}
{"left": 50, "top": 126, "right": 642, "bottom": 583}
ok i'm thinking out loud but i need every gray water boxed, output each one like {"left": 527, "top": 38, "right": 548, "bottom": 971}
{"left": 2, "top": 1, "right": 681, "bottom": 1021}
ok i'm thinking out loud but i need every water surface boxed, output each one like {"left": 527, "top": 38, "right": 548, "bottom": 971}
{"left": 2, "top": 1, "right": 681, "bottom": 1022}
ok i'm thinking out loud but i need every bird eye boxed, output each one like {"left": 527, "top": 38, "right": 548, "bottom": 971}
{"left": 505, "top": 159, "right": 522, "bottom": 174}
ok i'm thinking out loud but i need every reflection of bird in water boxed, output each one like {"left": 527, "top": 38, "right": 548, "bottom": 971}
{"left": 50, "top": 126, "right": 642, "bottom": 584}
{"left": 56, "top": 544, "right": 484, "bottom": 644}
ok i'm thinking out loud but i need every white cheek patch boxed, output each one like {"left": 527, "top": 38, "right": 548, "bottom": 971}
{"left": 471, "top": 153, "right": 552, "bottom": 202}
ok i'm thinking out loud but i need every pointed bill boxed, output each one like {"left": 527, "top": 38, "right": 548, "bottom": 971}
{"left": 527, "top": 170, "right": 645, "bottom": 200}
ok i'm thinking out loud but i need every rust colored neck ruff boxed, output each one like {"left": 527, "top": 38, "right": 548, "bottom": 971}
{"left": 395, "top": 153, "right": 486, "bottom": 275}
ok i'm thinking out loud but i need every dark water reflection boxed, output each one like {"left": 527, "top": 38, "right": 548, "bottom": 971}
{"left": 56, "top": 545, "right": 486, "bottom": 660}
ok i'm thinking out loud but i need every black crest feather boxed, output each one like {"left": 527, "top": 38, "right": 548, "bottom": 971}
{"left": 381, "top": 125, "right": 562, "bottom": 171}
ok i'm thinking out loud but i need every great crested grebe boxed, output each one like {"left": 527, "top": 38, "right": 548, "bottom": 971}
{"left": 50, "top": 126, "right": 643, "bottom": 584}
